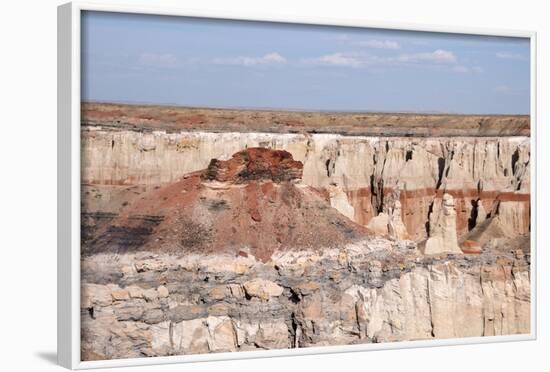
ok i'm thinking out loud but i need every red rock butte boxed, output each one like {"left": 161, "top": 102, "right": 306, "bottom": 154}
{"left": 87, "top": 148, "right": 369, "bottom": 261}
{"left": 202, "top": 147, "right": 303, "bottom": 184}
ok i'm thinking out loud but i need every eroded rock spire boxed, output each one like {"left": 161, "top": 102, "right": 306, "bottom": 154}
{"left": 423, "top": 193, "right": 463, "bottom": 255}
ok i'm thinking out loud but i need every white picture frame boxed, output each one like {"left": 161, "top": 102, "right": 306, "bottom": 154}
{"left": 58, "top": 1, "right": 537, "bottom": 369}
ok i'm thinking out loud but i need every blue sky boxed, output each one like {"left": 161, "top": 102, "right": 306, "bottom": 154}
{"left": 81, "top": 11, "right": 530, "bottom": 114}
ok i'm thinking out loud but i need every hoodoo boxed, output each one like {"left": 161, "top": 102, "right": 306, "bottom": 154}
{"left": 423, "top": 193, "right": 463, "bottom": 255}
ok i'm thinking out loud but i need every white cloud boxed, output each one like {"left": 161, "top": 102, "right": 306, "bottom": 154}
{"left": 260, "top": 52, "right": 287, "bottom": 64}
{"left": 303, "top": 53, "right": 363, "bottom": 68}
{"left": 303, "top": 49, "right": 469, "bottom": 72}
{"left": 139, "top": 53, "right": 177, "bottom": 68}
{"left": 214, "top": 52, "right": 287, "bottom": 66}
{"left": 496, "top": 52, "right": 526, "bottom": 60}
{"left": 355, "top": 40, "right": 401, "bottom": 50}
{"left": 398, "top": 49, "right": 457, "bottom": 63}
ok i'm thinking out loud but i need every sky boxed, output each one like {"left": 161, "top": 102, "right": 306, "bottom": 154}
{"left": 81, "top": 11, "right": 530, "bottom": 114}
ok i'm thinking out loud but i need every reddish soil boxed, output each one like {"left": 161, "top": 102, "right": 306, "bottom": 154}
{"left": 81, "top": 102, "right": 530, "bottom": 137}
{"left": 87, "top": 148, "right": 370, "bottom": 261}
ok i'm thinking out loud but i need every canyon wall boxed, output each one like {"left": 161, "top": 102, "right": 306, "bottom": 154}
{"left": 80, "top": 109, "right": 532, "bottom": 360}
{"left": 82, "top": 129, "right": 531, "bottom": 242}
{"left": 81, "top": 241, "right": 530, "bottom": 360}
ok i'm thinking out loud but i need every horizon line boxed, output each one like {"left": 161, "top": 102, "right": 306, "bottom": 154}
{"left": 81, "top": 100, "right": 530, "bottom": 117}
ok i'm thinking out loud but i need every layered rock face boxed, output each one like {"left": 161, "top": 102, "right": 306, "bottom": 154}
{"left": 203, "top": 147, "right": 303, "bottom": 183}
{"left": 82, "top": 130, "right": 530, "bottom": 243}
{"left": 80, "top": 106, "right": 531, "bottom": 361}
{"left": 81, "top": 242, "right": 530, "bottom": 360}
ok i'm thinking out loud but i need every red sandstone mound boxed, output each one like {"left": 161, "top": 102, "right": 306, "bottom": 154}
{"left": 88, "top": 148, "right": 369, "bottom": 261}
{"left": 203, "top": 147, "right": 303, "bottom": 183}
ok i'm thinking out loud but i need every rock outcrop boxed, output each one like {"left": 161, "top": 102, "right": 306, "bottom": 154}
{"left": 203, "top": 147, "right": 303, "bottom": 183}
{"left": 423, "top": 193, "right": 463, "bottom": 255}
{"left": 80, "top": 107, "right": 531, "bottom": 361}
{"left": 86, "top": 148, "right": 369, "bottom": 262}
{"left": 366, "top": 191, "right": 409, "bottom": 240}
{"left": 81, "top": 241, "right": 530, "bottom": 360}
{"left": 82, "top": 130, "right": 530, "bottom": 245}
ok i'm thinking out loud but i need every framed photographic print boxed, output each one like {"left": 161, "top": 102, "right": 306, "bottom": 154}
{"left": 57, "top": 1, "right": 537, "bottom": 369}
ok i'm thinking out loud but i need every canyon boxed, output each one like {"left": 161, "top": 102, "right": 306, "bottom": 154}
{"left": 82, "top": 130, "right": 530, "bottom": 243}
{"left": 80, "top": 104, "right": 531, "bottom": 361}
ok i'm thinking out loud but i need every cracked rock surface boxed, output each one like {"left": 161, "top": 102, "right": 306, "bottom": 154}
{"left": 81, "top": 241, "right": 530, "bottom": 360}
{"left": 80, "top": 110, "right": 531, "bottom": 361}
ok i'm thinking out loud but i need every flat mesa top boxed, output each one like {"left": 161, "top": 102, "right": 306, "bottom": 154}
{"left": 81, "top": 102, "right": 530, "bottom": 137}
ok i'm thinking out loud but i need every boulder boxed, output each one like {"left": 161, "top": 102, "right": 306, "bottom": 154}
{"left": 157, "top": 285, "right": 169, "bottom": 298}
{"left": 127, "top": 286, "right": 144, "bottom": 299}
{"left": 243, "top": 278, "right": 284, "bottom": 300}
{"left": 207, "top": 286, "right": 231, "bottom": 301}
{"left": 81, "top": 284, "right": 112, "bottom": 308}
{"left": 142, "top": 288, "right": 159, "bottom": 302}
{"left": 111, "top": 289, "right": 130, "bottom": 301}
{"left": 255, "top": 320, "right": 291, "bottom": 349}
{"left": 143, "top": 308, "right": 165, "bottom": 324}
{"left": 367, "top": 213, "right": 389, "bottom": 236}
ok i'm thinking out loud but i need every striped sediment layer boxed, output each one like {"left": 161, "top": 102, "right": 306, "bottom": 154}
{"left": 82, "top": 130, "right": 530, "bottom": 243}
{"left": 80, "top": 110, "right": 531, "bottom": 360}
